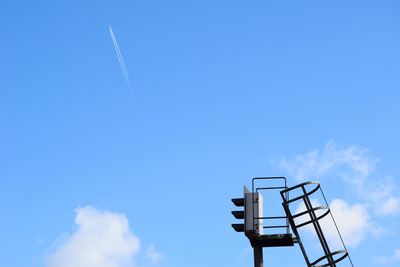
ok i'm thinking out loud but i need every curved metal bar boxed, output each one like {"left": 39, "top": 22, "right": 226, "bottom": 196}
{"left": 281, "top": 180, "right": 319, "bottom": 194}
{"left": 252, "top": 176, "right": 287, "bottom": 182}
{"left": 292, "top": 205, "right": 329, "bottom": 219}
{"left": 256, "top": 186, "right": 287, "bottom": 192}
{"left": 310, "top": 250, "right": 348, "bottom": 267}
{"left": 282, "top": 182, "right": 321, "bottom": 204}
{"left": 296, "top": 208, "right": 331, "bottom": 228}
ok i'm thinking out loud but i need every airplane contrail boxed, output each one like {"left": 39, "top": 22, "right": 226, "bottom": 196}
{"left": 109, "top": 25, "right": 134, "bottom": 98}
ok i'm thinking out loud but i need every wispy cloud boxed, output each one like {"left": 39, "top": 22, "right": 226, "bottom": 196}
{"left": 278, "top": 141, "right": 400, "bottom": 216}
{"left": 145, "top": 245, "right": 163, "bottom": 265}
{"left": 109, "top": 25, "right": 134, "bottom": 99}
{"left": 294, "top": 198, "right": 372, "bottom": 248}
{"left": 374, "top": 248, "right": 400, "bottom": 264}
{"left": 328, "top": 199, "right": 371, "bottom": 247}
{"left": 46, "top": 206, "right": 163, "bottom": 267}
{"left": 279, "top": 141, "right": 376, "bottom": 186}
{"left": 276, "top": 141, "right": 398, "bottom": 249}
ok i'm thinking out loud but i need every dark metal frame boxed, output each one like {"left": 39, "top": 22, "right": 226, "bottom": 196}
{"left": 280, "top": 181, "right": 354, "bottom": 267}
{"left": 251, "top": 177, "right": 290, "bottom": 234}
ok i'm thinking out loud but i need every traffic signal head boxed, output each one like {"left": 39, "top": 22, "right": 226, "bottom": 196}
{"left": 231, "top": 186, "right": 263, "bottom": 235}
{"left": 231, "top": 197, "right": 245, "bottom": 232}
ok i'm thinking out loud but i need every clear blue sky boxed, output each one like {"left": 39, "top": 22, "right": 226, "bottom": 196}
{"left": 1, "top": 1, "right": 399, "bottom": 267}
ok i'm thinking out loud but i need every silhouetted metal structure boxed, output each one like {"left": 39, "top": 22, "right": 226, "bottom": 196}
{"left": 231, "top": 177, "right": 354, "bottom": 267}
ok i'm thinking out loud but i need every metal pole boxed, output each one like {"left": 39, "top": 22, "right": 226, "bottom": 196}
{"left": 253, "top": 246, "right": 264, "bottom": 267}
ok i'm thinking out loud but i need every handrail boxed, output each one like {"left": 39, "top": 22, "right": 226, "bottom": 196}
{"left": 251, "top": 177, "right": 290, "bottom": 235}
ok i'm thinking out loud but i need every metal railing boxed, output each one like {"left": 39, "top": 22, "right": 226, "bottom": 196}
{"left": 251, "top": 177, "right": 290, "bottom": 235}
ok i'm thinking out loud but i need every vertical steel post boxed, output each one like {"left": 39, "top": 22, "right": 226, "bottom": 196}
{"left": 253, "top": 246, "right": 264, "bottom": 267}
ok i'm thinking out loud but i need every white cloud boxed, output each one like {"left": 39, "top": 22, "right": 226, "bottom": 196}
{"left": 46, "top": 206, "right": 140, "bottom": 267}
{"left": 378, "top": 197, "right": 400, "bottom": 216}
{"left": 145, "top": 245, "right": 163, "bottom": 265}
{"left": 294, "top": 198, "right": 370, "bottom": 248}
{"left": 327, "top": 199, "right": 370, "bottom": 248}
{"left": 276, "top": 141, "right": 400, "bottom": 250}
{"left": 374, "top": 248, "right": 400, "bottom": 264}
{"left": 278, "top": 141, "right": 400, "bottom": 216}
{"left": 279, "top": 141, "right": 376, "bottom": 185}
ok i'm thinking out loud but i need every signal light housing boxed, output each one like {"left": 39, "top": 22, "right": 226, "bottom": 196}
{"left": 231, "top": 186, "right": 263, "bottom": 235}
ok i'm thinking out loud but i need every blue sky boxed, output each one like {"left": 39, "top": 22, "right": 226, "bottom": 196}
{"left": 0, "top": 1, "right": 399, "bottom": 267}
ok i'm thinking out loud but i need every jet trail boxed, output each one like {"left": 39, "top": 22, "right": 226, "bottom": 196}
{"left": 109, "top": 25, "right": 134, "bottom": 98}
